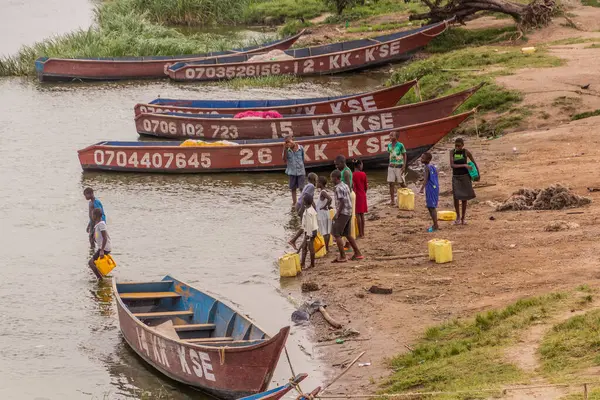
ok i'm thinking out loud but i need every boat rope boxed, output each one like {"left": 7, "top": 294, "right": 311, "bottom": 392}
{"left": 218, "top": 347, "right": 226, "bottom": 365}
{"left": 421, "top": 20, "right": 449, "bottom": 38}
{"left": 285, "top": 347, "right": 305, "bottom": 394}
{"left": 315, "top": 381, "right": 600, "bottom": 399}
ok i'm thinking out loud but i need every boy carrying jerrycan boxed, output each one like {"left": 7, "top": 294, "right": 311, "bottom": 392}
{"left": 88, "top": 208, "right": 116, "bottom": 279}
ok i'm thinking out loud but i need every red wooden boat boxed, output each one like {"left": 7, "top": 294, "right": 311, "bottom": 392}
{"left": 35, "top": 31, "right": 304, "bottom": 82}
{"left": 134, "top": 84, "right": 482, "bottom": 140}
{"left": 168, "top": 21, "right": 450, "bottom": 82}
{"left": 79, "top": 111, "right": 473, "bottom": 173}
{"left": 134, "top": 81, "right": 416, "bottom": 117}
{"left": 113, "top": 276, "right": 290, "bottom": 399}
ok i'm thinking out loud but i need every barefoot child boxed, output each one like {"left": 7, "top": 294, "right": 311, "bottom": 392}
{"left": 419, "top": 152, "right": 439, "bottom": 232}
{"left": 352, "top": 159, "right": 368, "bottom": 238}
{"left": 289, "top": 172, "right": 317, "bottom": 249}
{"left": 298, "top": 195, "right": 318, "bottom": 269}
{"left": 450, "top": 138, "right": 479, "bottom": 225}
{"left": 84, "top": 187, "right": 106, "bottom": 247}
{"left": 331, "top": 170, "right": 363, "bottom": 263}
{"left": 316, "top": 176, "right": 333, "bottom": 252}
{"left": 88, "top": 208, "right": 112, "bottom": 279}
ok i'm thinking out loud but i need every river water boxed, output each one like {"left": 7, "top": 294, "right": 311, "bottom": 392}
{"left": 0, "top": 1, "right": 391, "bottom": 399}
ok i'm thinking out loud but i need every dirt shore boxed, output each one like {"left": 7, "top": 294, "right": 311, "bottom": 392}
{"left": 295, "top": 5, "right": 600, "bottom": 396}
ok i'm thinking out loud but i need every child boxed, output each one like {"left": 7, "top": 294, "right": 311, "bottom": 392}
{"left": 298, "top": 195, "right": 318, "bottom": 269}
{"left": 331, "top": 170, "right": 363, "bottom": 263}
{"left": 88, "top": 208, "right": 112, "bottom": 279}
{"left": 352, "top": 159, "right": 368, "bottom": 238}
{"left": 450, "top": 138, "right": 479, "bottom": 225}
{"left": 84, "top": 187, "right": 106, "bottom": 247}
{"left": 419, "top": 152, "right": 439, "bottom": 232}
{"left": 316, "top": 176, "right": 333, "bottom": 252}
{"left": 289, "top": 173, "right": 317, "bottom": 249}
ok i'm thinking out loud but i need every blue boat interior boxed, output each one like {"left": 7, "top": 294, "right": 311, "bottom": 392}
{"left": 116, "top": 275, "right": 269, "bottom": 346}
{"left": 169, "top": 23, "right": 433, "bottom": 70}
{"left": 149, "top": 92, "right": 356, "bottom": 107}
{"left": 34, "top": 34, "right": 292, "bottom": 71}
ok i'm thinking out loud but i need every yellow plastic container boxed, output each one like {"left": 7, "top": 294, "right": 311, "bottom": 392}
{"left": 279, "top": 253, "right": 301, "bottom": 277}
{"left": 329, "top": 208, "right": 335, "bottom": 220}
{"left": 434, "top": 240, "right": 453, "bottom": 264}
{"left": 521, "top": 47, "right": 536, "bottom": 54}
{"left": 350, "top": 191, "right": 356, "bottom": 216}
{"left": 398, "top": 188, "right": 415, "bottom": 211}
{"left": 428, "top": 239, "right": 442, "bottom": 261}
{"left": 438, "top": 211, "right": 457, "bottom": 221}
{"left": 314, "top": 234, "right": 325, "bottom": 253}
{"left": 315, "top": 244, "right": 327, "bottom": 258}
{"left": 94, "top": 254, "right": 117, "bottom": 277}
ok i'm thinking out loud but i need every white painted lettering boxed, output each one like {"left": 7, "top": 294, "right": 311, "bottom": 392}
{"left": 348, "top": 139, "right": 361, "bottom": 157}
{"left": 365, "top": 48, "right": 375, "bottom": 62}
{"left": 380, "top": 135, "right": 392, "bottom": 152}
{"left": 327, "top": 118, "right": 341, "bottom": 134}
{"left": 330, "top": 102, "right": 343, "bottom": 114}
{"left": 330, "top": 55, "right": 340, "bottom": 69}
{"left": 199, "top": 352, "right": 216, "bottom": 382}
{"left": 140, "top": 329, "right": 150, "bottom": 356}
{"left": 352, "top": 115, "right": 365, "bottom": 132}
{"left": 390, "top": 41, "right": 400, "bottom": 56}
{"left": 381, "top": 112, "right": 393, "bottom": 129}
{"left": 367, "top": 115, "right": 381, "bottom": 130}
{"left": 190, "top": 349, "right": 204, "bottom": 378}
{"left": 312, "top": 120, "right": 326, "bottom": 135}
{"left": 177, "top": 346, "right": 192, "bottom": 375}
{"left": 341, "top": 53, "right": 351, "bottom": 67}
{"left": 303, "top": 144, "right": 312, "bottom": 161}
{"left": 303, "top": 105, "right": 316, "bottom": 115}
{"left": 361, "top": 96, "right": 377, "bottom": 111}
{"left": 258, "top": 148, "right": 272, "bottom": 164}
{"left": 314, "top": 144, "right": 327, "bottom": 160}
{"left": 366, "top": 137, "right": 379, "bottom": 154}
{"left": 158, "top": 338, "right": 170, "bottom": 367}
{"left": 379, "top": 44, "right": 389, "bottom": 58}
{"left": 152, "top": 335, "right": 161, "bottom": 364}
{"left": 347, "top": 99, "right": 361, "bottom": 112}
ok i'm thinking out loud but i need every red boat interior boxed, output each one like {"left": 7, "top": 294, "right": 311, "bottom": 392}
{"left": 116, "top": 277, "right": 270, "bottom": 347}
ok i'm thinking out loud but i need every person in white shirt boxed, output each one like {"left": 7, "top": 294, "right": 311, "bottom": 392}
{"left": 299, "top": 195, "right": 318, "bottom": 269}
{"left": 88, "top": 208, "right": 112, "bottom": 279}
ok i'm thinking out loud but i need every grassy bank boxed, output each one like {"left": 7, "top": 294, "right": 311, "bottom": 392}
{"left": 382, "top": 289, "right": 599, "bottom": 399}
{"left": 387, "top": 27, "right": 563, "bottom": 135}
{"left": 0, "top": 0, "right": 264, "bottom": 76}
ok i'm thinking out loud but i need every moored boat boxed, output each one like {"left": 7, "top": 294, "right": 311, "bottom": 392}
{"left": 113, "top": 276, "right": 290, "bottom": 399}
{"left": 35, "top": 30, "right": 304, "bottom": 82}
{"left": 134, "top": 81, "right": 417, "bottom": 117}
{"left": 79, "top": 111, "right": 474, "bottom": 173}
{"left": 167, "top": 21, "right": 451, "bottom": 82}
{"left": 134, "top": 84, "right": 482, "bottom": 140}
{"left": 238, "top": 374, "right": 308, "bottom": 400}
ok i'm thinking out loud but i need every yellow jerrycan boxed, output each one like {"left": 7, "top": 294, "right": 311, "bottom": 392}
{"left": 438, "top": 211, "right": 457, "bottom": 221}
{"left": 397, "top": 188, "right": 415, "bottom": 211}
{"left": 434, "top": 240, "right": 453, "bottom": 264}
{"left": 94, "top": 254, "right": 117, "bottom": 277}
{"left": 428, "top": 239, "right": 441, "bottom": 261}
{"left": 279, "top": 253, "right": 301, "bottom": 277}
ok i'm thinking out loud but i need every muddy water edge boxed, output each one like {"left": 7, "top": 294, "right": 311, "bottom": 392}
{"left": 0, "top": 1, "right": 395, "bottom": 399}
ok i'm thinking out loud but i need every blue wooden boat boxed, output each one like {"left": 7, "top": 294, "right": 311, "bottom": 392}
{"left": 113, "top": 275, "right": 290, "bottom": 399}
{"left": 238, "top": 374, "right": 308, "bottom": 400}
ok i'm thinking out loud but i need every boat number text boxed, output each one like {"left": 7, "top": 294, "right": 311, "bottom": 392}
{"left": 93, "top": 150, "right": 211, "bottom": 169}
{"left": 141, "top": 118, "right": 240, "bottom": 139}
{"left": 138, "top": 105, "right": 219, "bottom": 115}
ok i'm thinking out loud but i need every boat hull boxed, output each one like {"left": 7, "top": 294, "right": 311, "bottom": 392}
{"left": 113, "top": 278, "right": 290, "bottom": 399}
{"left": 79, "top": 112, "right": 473, "bottom": 173}
{"left": 35, "top": 31, "right": 304, "bottom": 82}
{"left": 134, "top": 84, "right": 481, "bottom": 140}
{"left": 168, "top": 21, "right": 449, "bottom": 82}
{"left": 133, "top": 81, "right": 416, "bottom": 117}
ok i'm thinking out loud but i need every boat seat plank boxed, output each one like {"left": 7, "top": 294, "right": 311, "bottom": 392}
{"left": 118, "top": 280, "right": 174, "bottom": 285}
{"left": 174, "top": 324, "right": 216, "bottom": 332}
{"left": 121, "top": 292, "right": 181, "bottom": 300}
{"left": 199, "top": 339, "right": 267, "bottom": 346}
{"left": 134, "top": 310, "right": 193, "bottom": 319}
{"left": 184, "top": 337, "right": 234, "bottom": 343}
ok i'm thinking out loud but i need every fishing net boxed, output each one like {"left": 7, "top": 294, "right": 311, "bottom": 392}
{"left": 496, "top": 184, "right": 591, "bottom": 211}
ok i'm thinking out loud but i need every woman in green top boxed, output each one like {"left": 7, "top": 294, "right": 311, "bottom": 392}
{"left": 335, "top": 155, "right": 352, "bottom": 191}
{"left": 387, "top": 131, "right": 407, "bottom": 206}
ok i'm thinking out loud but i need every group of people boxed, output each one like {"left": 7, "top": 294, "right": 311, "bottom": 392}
{"left": 283, "top": 133, "right": 480, "bottom": 268}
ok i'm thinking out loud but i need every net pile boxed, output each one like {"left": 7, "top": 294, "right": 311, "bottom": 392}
{"left": 496, "top": 184, "right": 591, "bottom": 211}
{"left": 248, "top": 50, "right": 294, "bottom": 62}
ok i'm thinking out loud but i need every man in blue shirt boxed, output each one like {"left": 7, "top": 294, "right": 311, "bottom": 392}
{"left": 84, "top": 187, "right": 106, "bottom": 248}
{"left": 282, "top": 136, "right": 306, "bottom": 206}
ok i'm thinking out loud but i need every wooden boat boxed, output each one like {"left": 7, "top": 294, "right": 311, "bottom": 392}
{"left": 167, "top": 21, "right": 450, "bottom": 82}
{"left": 35, "top": 31, "right": 304, "bottom": 82}
{"left": 134, "top": 84, "right": 482, "bottom": 140}
{"left": 238, "top": 374, "right": 307, "bottom": 400}
{"left": 113, "top": 276, "right": 290, "bottom": 399}
{"left": 79, "top": 111, "right": 473, "bottom": 173}
{"left": 134, "top": 81, "right": 416, "bottom": 117}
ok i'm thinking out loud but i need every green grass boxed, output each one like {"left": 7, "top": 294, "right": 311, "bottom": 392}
{"left": 244, "top": 0, "right": 329, "bottom": 25}
{"left": 325, "top": 0, "right": 426, "bottom": 23}
{"left": 219, "top": 75, "right": 301, "bottom": 89}
{"left": 549, "top": 37, "right": 600, "bottom": 45}
{"left": 561, "top": 389, "right": 600, "bottom": 400}
{"left": 582, "top": 0, "right": 600, "bottom": 7}
{"left": 0, "top": 0, "right": 269, "bottom": 76}
{"left": 278, "top": 20, "right": 313, "bottom": 37}
{"left": 571, "top": 109, "right": 600, "bottom": 120}
{"left": 383, "top": 293, "right": 569, "bottom": 398}
{"left": 426, "top": 26, "right": 523, "bottom": 53}
{"left": 346, "top": 21, "right": 413, "bottom": 33}
{"left": 540, "top": 309, "right": 600, "bottom": 378}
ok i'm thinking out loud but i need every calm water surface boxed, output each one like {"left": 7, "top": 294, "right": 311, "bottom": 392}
{"left": 0, "top": 1, "right": 391, "bottom": 399}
